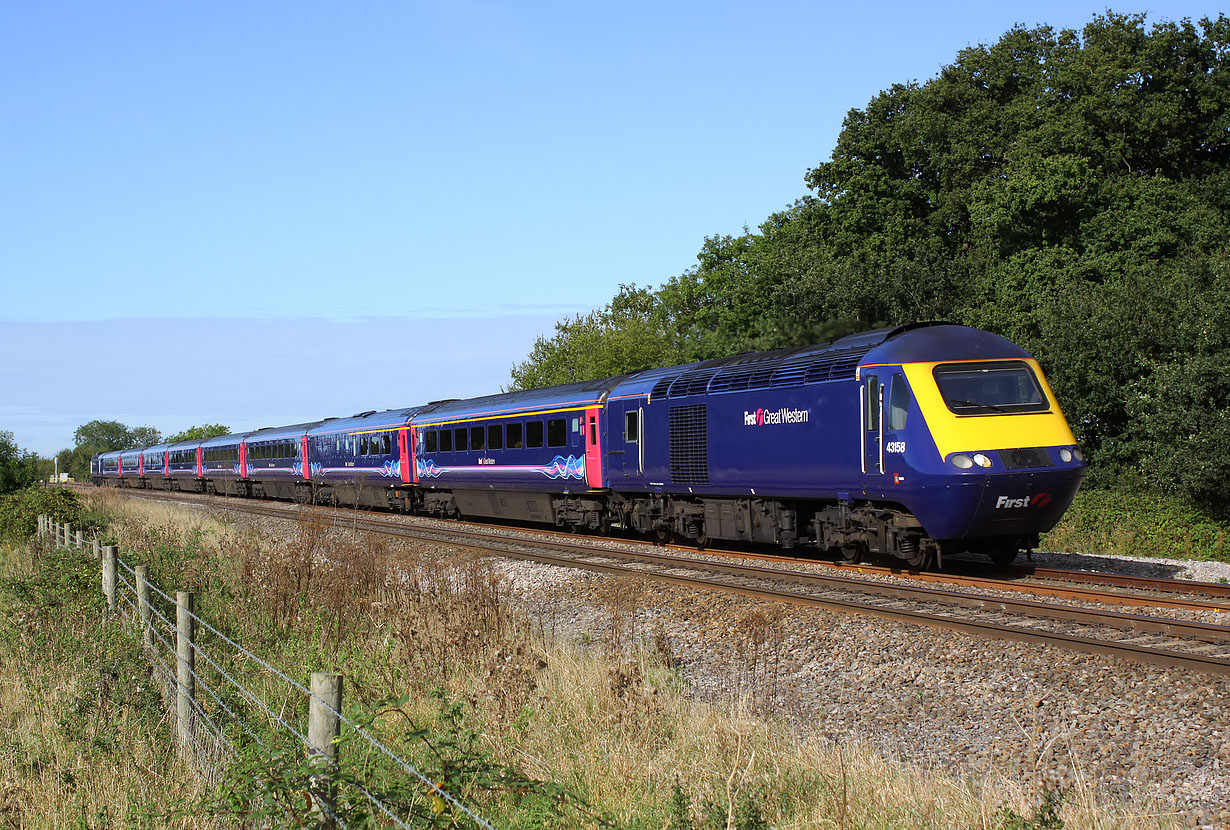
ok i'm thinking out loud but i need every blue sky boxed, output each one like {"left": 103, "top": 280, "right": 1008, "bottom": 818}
{"left": 2, "top": 2, "right": 1222, "bottom": 455}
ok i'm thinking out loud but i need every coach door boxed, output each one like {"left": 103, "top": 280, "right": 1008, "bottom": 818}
{"left": 862, "top": 373, "right": 884, "bottom": 476}
{"left": 398, "top": 427, "right": 413, "bottom": 483}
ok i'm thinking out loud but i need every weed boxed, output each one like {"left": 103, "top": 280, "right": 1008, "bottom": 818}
{"left": 997, "top": 789, "right": 1067, "bottom": 830}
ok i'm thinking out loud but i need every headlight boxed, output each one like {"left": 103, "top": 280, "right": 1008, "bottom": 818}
{"left": 1073, "top": 448, "right": 1084, "bottom": 462}
{"left": 950, "top": 454, "right": 974, "bottom": 469}
{"left": 972, "top": 453, "right": 992, "bottom": 468}
{"left": 1059, "top": 448, "right": 1073, "bottom": 463}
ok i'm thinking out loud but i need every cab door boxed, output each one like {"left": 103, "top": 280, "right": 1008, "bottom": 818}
{"left": 862, "top": 373, "right": 884, "bottom": 477}
{"left": 605, "top": 400, "right": 644, "bottom": 483}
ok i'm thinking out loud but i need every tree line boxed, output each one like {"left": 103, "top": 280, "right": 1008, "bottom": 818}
{"left": 0, "top": 421, "right": 230, "bottom": 493}
{"left": 509, "top": 12, "right": 1230, "bottom": 517}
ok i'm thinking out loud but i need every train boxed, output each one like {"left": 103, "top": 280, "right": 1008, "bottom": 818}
{"left": 91, "top": 322, "right": 1087, "bottom": 569}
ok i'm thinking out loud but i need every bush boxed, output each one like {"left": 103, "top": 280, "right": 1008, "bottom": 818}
{"left": 1042, "top": 487, "right": 1230, "bottom": 561}
{"left": 0, "top": 486, "right": 86, "bottom": 542}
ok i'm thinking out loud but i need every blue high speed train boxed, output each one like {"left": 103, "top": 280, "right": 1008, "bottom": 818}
{"left": 93, "top": 323, "right": 1086, "bottom": 568}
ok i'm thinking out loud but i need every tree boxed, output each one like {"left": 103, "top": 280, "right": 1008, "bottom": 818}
{"left": 0, "top": 431, "right": 39, "bottom": 494}
{"left": 73, "top": 420, "right": 133, "bottom": 452}
{"left": 165, "top": 424, "right": 231, "bottom": 443}
{"left": 130, "top": 426, "right": 162, "bottom": 447}
{"left": 510, "top": 11, "right": 1230, "bottom": 515}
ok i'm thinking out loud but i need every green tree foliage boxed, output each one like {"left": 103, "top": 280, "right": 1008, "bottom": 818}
{"left": 62, "top": 419, "right": 161, "bottom": 481}
{"left": 510, "top": 285, "right": 688, "bottom": 389}
{"left": 73, "top": 420, "right": 136, "bottom": 452}
{"left": 130, "top": 425, "right": 162, "bottom": 447}
{"left": 0, "top": 431, "right": 40, "bottom": 495}
{"left": 511, "top": 12, "right": 1230, "bottom": 516}
{"left": 165, "top": 423, "right": 230, "bottom": 443}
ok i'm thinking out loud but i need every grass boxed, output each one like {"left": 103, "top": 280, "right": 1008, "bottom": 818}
{"left": 0, "top": 488, "right": 1191, "bottom": 828}
{"left": 0, "top": 536, "right": 211, "bottom": 827}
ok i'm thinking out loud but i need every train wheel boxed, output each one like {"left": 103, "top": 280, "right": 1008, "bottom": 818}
{"left": 904, "top": 549, "right": 934, "bottom": 571}
{"left": 695, "top": 534, "right": 708, "bottom": 551}
{"left": 989, "top": 549, "right": 1018, "bottom": 567}
{"left": 654, "top": 526, "right": 672, "bottom": 546}
{"left": 839, "top": 542, "right": 863, "bottom": 564}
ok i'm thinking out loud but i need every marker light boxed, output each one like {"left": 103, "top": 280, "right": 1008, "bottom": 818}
{"left": 972, "top": 453, "right": 992, "bottom": 468}
{"left": 1059, "top": 448, "right": 1073, "bottom": 462}
{"left": 951, "top": 454, "right": 974, "bottom": 469}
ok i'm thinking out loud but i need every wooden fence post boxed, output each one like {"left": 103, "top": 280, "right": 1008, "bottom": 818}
{"left": 309, "top": 672, "right": 343, "bottom": 825}
{"left": 61, "top": 522, "right": 70, "bottom": 548}
{"left": 135, "top": 566, "right": 153, "bottom": 650}
{"left": 37, "top": 515, "right": 44, "bottom": 539}
{"left": 93, "top": 539, "right": 101, "bottom": 560}
{"left": 176, "top": 592, "right": 195, "bottom": 750}
{"left": 102, "top": 546, "right": 117, "bottom": 611}
{"left": 74, "top": 530, "right": 83, "bottom": 550}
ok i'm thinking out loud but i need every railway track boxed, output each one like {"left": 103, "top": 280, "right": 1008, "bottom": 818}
{"left": 96, "top": 486, "right": 1230, "bottom": 676}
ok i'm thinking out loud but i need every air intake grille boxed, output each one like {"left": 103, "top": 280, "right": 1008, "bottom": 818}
{"left": 998, "top": 448, "right": 1052, "bottom": 469}
{"left": 669, "top": 405, "right": 709, "bottom": 485}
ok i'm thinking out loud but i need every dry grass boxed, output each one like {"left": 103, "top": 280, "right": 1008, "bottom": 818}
{"left": 34, "top": 491, "right": 1186, "bottom": 829}
{"left": 0, "top": 539, "right": 213, "bottom": 829}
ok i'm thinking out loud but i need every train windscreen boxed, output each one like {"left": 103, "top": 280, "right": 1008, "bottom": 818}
{"left": 932, "top": 361, "right": 1048, "bottom": 415}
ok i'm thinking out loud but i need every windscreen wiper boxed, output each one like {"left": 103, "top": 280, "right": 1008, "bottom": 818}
{"left": 948, "top": 398, "right": 1007, "bottom": 413}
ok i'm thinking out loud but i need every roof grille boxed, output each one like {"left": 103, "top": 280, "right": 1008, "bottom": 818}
{"left": 650, "top": 377, "right": 677, "bottom": 400}
{"left": 668, "top": 370, "right": 718, "bottom": 398}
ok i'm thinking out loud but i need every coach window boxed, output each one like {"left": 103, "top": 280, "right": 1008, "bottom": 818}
{"left": 471, "top": 426, "right": 485, "bottom": 451}
{"left": 507, "top": 422, "right": 523, "bottom": 449}
{"left": 454, "top": 428, "right": 468, "bottom": 452}
{"left": 526, "top": 421, "right": 544, "bottom": 448}
{"left": 439, "top": 429, "right": 453, "bottom": 452}
{"left": 547, "top": 418, "right": 566, "bottom": 447}
{"left": 382, "top": 433, "right": 392, "bottom": 455}
{"left": 488, "top": 424, "right": 503, "bottom": 450}
{"left": 425, "top": 430, "right": 438, "bottom": 453}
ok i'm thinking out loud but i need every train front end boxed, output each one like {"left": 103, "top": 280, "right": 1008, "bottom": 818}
{"left": 860, "top": 326, "right": 1087, "bottom": 564}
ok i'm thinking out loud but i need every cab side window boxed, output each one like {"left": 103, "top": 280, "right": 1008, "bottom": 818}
{"left": 864, "top": 374, "right": 879, "bottom": 430}
{"left": 888, "top": 375, "right": 910, "bottom": 431}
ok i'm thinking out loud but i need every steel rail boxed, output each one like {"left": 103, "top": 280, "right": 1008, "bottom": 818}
{"left": 315, "top": 510, "right": 1230, "bottom": 644}
{"left": 97, "top": 487, "right": 1230, "bottom": 673}
{"left": 97, "top": 484, "right": 1230, "bottom": 608}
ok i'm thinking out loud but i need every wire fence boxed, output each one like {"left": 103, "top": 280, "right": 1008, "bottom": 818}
{"left": 40, "top": 515, "right": 498, "bottom": 830}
